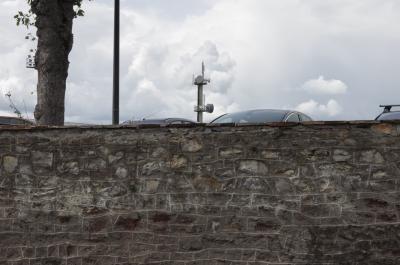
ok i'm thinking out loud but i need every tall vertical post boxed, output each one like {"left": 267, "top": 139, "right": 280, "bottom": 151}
{"left": 112, "top": 0, "right": 120, "bottom": 125}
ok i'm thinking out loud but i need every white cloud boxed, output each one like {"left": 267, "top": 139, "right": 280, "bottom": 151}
{"left": 120, "top": 38, "right": 236, "bottom": 121}
{"left": 296, "top": 99, "right": 342, "bottom": 118}
{"left": 301, "top": 76, "right": 348, "bottom": 95}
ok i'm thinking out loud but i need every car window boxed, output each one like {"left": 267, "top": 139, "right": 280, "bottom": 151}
{"left": 212, "top": 115, "right": 232, "bottom": 123}
{"left": 0, "top": 117, "right": 30, "bottom": 125}
{"left": 0, "top": 117, "right": 12, "bottom": 125}
{"left": 170, "top": 121, "right": 184, "bottom": 124}
{"left": 300, "top": 114, "right": 312, "bottom": 122}
{"left": 286, "top": 113, "right": 300, "bottom": 122}
{"left": 377, "top": 112, "right": 400, "bottom": 121}
{"left": 212, "top": 110, "right": 287, "bottom": 123}
{"left": 168, "top": 119, "right": 194, "bottom": 125}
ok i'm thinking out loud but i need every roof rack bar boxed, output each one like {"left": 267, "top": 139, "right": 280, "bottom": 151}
{"left": 380, "top": 104, "right": 400, "bottom": 113}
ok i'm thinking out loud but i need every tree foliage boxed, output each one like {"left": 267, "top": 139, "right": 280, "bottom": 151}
{"left": 14, "top": 0, "right": 91, "bottom": 27}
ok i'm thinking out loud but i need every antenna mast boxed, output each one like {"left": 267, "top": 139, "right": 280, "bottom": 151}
{"left": 193, "top": 62, "right": 214, "bottom": 123}
{"left": 25, "top": 33, "right": 37, "bottom": 69}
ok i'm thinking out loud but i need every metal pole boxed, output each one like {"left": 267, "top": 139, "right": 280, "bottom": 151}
{"left": 197, "top": 84, "right": 203, "bottom": 123}
{"left": 112, "top": 0, "right": 120, "bottom": 125}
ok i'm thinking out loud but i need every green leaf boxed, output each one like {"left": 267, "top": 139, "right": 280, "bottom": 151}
{"left": 77, "top": 9, "right": 85, "bottom": 16}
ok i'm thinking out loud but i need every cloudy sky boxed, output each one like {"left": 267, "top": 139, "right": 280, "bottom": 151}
{"left": 1, "top": 0, "right": 400, "bottom": 123}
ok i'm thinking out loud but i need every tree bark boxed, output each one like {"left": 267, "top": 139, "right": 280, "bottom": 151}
{"left": 32, "top": 0, "right": 75, "bottom": 125}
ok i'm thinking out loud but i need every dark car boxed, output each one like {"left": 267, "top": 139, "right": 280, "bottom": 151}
{"left": 0, "top": 116, "right": 34, "bottom": 126}
{"left": 122, "top": 118, "right": 196, "bottom": 126}
{"left": 210, "top": 109, "right": 313, "bottom": 124}
{"left": 375, "top": 105, "right": 400, "bottom": 121}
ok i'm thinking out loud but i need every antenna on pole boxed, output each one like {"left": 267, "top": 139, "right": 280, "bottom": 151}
{"left": 25, "top": 33, "right": 37, "bottom": 69}
{"left": 193, "top": 62, "right": 214, "bottom": 123}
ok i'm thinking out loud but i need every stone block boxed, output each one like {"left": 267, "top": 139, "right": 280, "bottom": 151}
{"left": 169, "top": 155, "right": 188, "bottom": 169}
{"left": 3, "top": 156, "right": 18, "bottom": 173}
{"left": 182, "top": 139, "right": 203, "bottom": 153}
{"left": 113, "top": 213, "right": 142, "bottom": 231}
{"left": 85, "top": 158, "right": 106, "bottom": 171}
{"left": 248, "top": 217, "right": 282, "bottom": 233}
{"left": 238, "top": 160, "right": 268, "bottom": 175}
{"left": 360, "top": 150, "right": 385, "bottom": 164}
{"left": 219, "top": 147, "right": 243, "bottom": 158}
{"left": 83, "top": 216, "right": 112, "bottom": 233}
{"left": 333, "top": 149, "right": 352, "bottom": 162}
{"left": 32, "top": 151, "right": 54, "bottom": 168}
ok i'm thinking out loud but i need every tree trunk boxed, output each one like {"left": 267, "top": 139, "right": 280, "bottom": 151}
{"left": 32, "top": 0, "right": 75, "bottom": 126}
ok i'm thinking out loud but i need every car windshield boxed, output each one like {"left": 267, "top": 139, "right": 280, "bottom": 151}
{"left": 211, "top": 110, "right": 288, "bottom": 123}
{"left": 377, "top": 112, "right": 400, "bottom": 121}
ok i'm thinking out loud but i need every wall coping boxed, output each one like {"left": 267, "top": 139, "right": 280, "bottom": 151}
{"left": 0, "top": 120, "right": 399, "bottom": 132}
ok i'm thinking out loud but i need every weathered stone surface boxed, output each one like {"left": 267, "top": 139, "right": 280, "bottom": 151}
{"left": 238, "top": 160, "right": 268, "bottom": 175}
{"left": 261, "top": 150, "right": 279, "bottom": 159}
{"left": 182, "top": 139, "right": 203, "bottom": 152}
{"left": 85, "top": 158, "right": 106, "bottom": 170}
{"left": 0, "top": 121, "right": 399, "bottom": 265}
{"left": 333, "top": 149, "right": 352, "bottom": 162}
{"left": 31, "top": 151, "right": 53, "bottom": 168}
{"left": 145, "top": 180, "right": 160, "bottom": 193}
{"left": 58, "top": 161, "right": 79, "bottom": 175}
{"left": 170, "top": 155, "right": 188, "bottom": 169}
{"left": 219, "top": 147, "right": 243, "bottom": 158}
{"left": 142, "top": 161, "right": 164, "bottom": 175}
{"left": 371, "top": 123, "right": 396, "bottom": 135}
{"left": 115, "top": 167, "right": 128, "bottom": 178}
{"left": 360, "top": 150, "right": 385, "bottom": 164}
{"left": 2, "top": 156, "right": 18, "bottom": 173}
{"left": 108, "top": 151, "right": 124, "bottom": 164}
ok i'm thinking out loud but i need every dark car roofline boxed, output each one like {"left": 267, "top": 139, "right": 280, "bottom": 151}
{"left": 216, "top": 109, "right": 292, "bottom": 116}
{"left": 375, "top": 110, "right": 400, "bottom": 121}
{"left": 138, "top": 118, "right": 195, "bottom": 122}
{"left": 122, "top": 118, "right": 196, "bottom": 124}
{"left": 164, "top": 118, "right": 195, "bottom": 121}
{"left": 211, "top": 109, "right": 295, "bottom": 123}
{"left": 239, "top": 109, "right": 291, "bottom": 113}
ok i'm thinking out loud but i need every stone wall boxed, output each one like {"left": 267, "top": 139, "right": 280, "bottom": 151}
{"left": 1, "top": 122, "right": 400, "bottom": 265}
